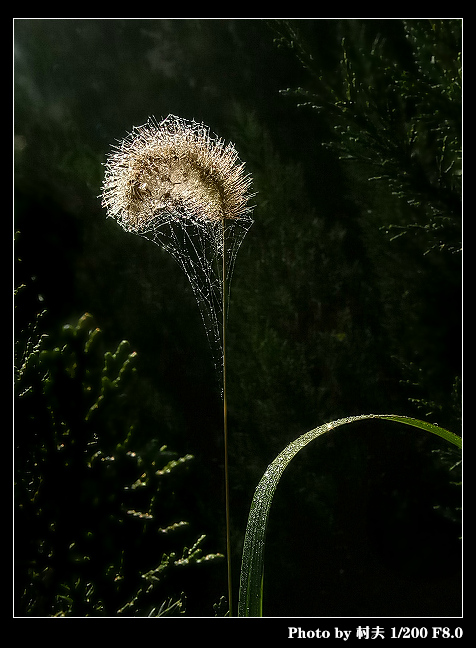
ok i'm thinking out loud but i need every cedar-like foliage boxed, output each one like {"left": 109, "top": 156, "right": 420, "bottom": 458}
{"left": 14, "top": 301, "right": 222, "bottom": 616}
{"left": 273, "top": 19, "right": 461, "bottom": 255}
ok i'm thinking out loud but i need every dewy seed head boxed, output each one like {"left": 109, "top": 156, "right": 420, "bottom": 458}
{"left": 101, "top": 115, "right": 254, "bottom": 232}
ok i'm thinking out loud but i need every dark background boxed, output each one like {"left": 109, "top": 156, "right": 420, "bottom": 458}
{"left": 14, "top": 18, "right": 461, "bottom": 618}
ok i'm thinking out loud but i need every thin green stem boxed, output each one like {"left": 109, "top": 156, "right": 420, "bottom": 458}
{"left": 222, "top": 219, "right": 233, "bottom": 616}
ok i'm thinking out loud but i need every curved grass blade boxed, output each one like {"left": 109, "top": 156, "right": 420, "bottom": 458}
{"left": 237, "top": 414, "right": 461, "bottom": 617}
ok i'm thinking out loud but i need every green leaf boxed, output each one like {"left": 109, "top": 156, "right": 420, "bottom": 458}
{"left": 237, "top": 414, "right": 461, "bottom": 617}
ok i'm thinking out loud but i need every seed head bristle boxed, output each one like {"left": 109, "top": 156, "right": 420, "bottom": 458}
{"left": 101, "top": 115, "right": 254, "bottom": 232}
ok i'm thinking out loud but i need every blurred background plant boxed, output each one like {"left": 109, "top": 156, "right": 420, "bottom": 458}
{"left": 14, "top": 288, "right": 223, "bottom": 616}
{"left": 14, "top": 18, "right": 461, "bottom": 617}
{"left": 274, "top": 19, "right": 461, "bottom": 255}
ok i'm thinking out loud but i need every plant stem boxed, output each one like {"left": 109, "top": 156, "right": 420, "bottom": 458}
{"left": 222, "top": 219, "right": 233, "bottom": 616}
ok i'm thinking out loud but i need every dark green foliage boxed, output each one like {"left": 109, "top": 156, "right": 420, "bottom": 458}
{"left": 266, "top": 19, "right": 462, "bottom": 427}
{"left": 14, "top": 305, "right": 222, "bottom": 616}
{"left": 233, "top": 19, "right": 462, "bottom": 616}
{"left": 14, "top": 18, "right": 461, "bottom": 617}
{"left": 274, "top": 19, "right": 461, "bottom": 255}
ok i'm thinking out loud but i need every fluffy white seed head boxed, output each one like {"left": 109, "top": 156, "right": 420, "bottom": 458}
{"left": 101, "top": 115, "right": 254, "bottom": 233}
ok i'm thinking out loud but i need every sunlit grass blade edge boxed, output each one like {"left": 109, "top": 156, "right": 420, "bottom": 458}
{"left": 237, "top": 414, "right": 461, "bottom": 617}
{"left": 376, "top": 414, "right": 462, "bottom": 448}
